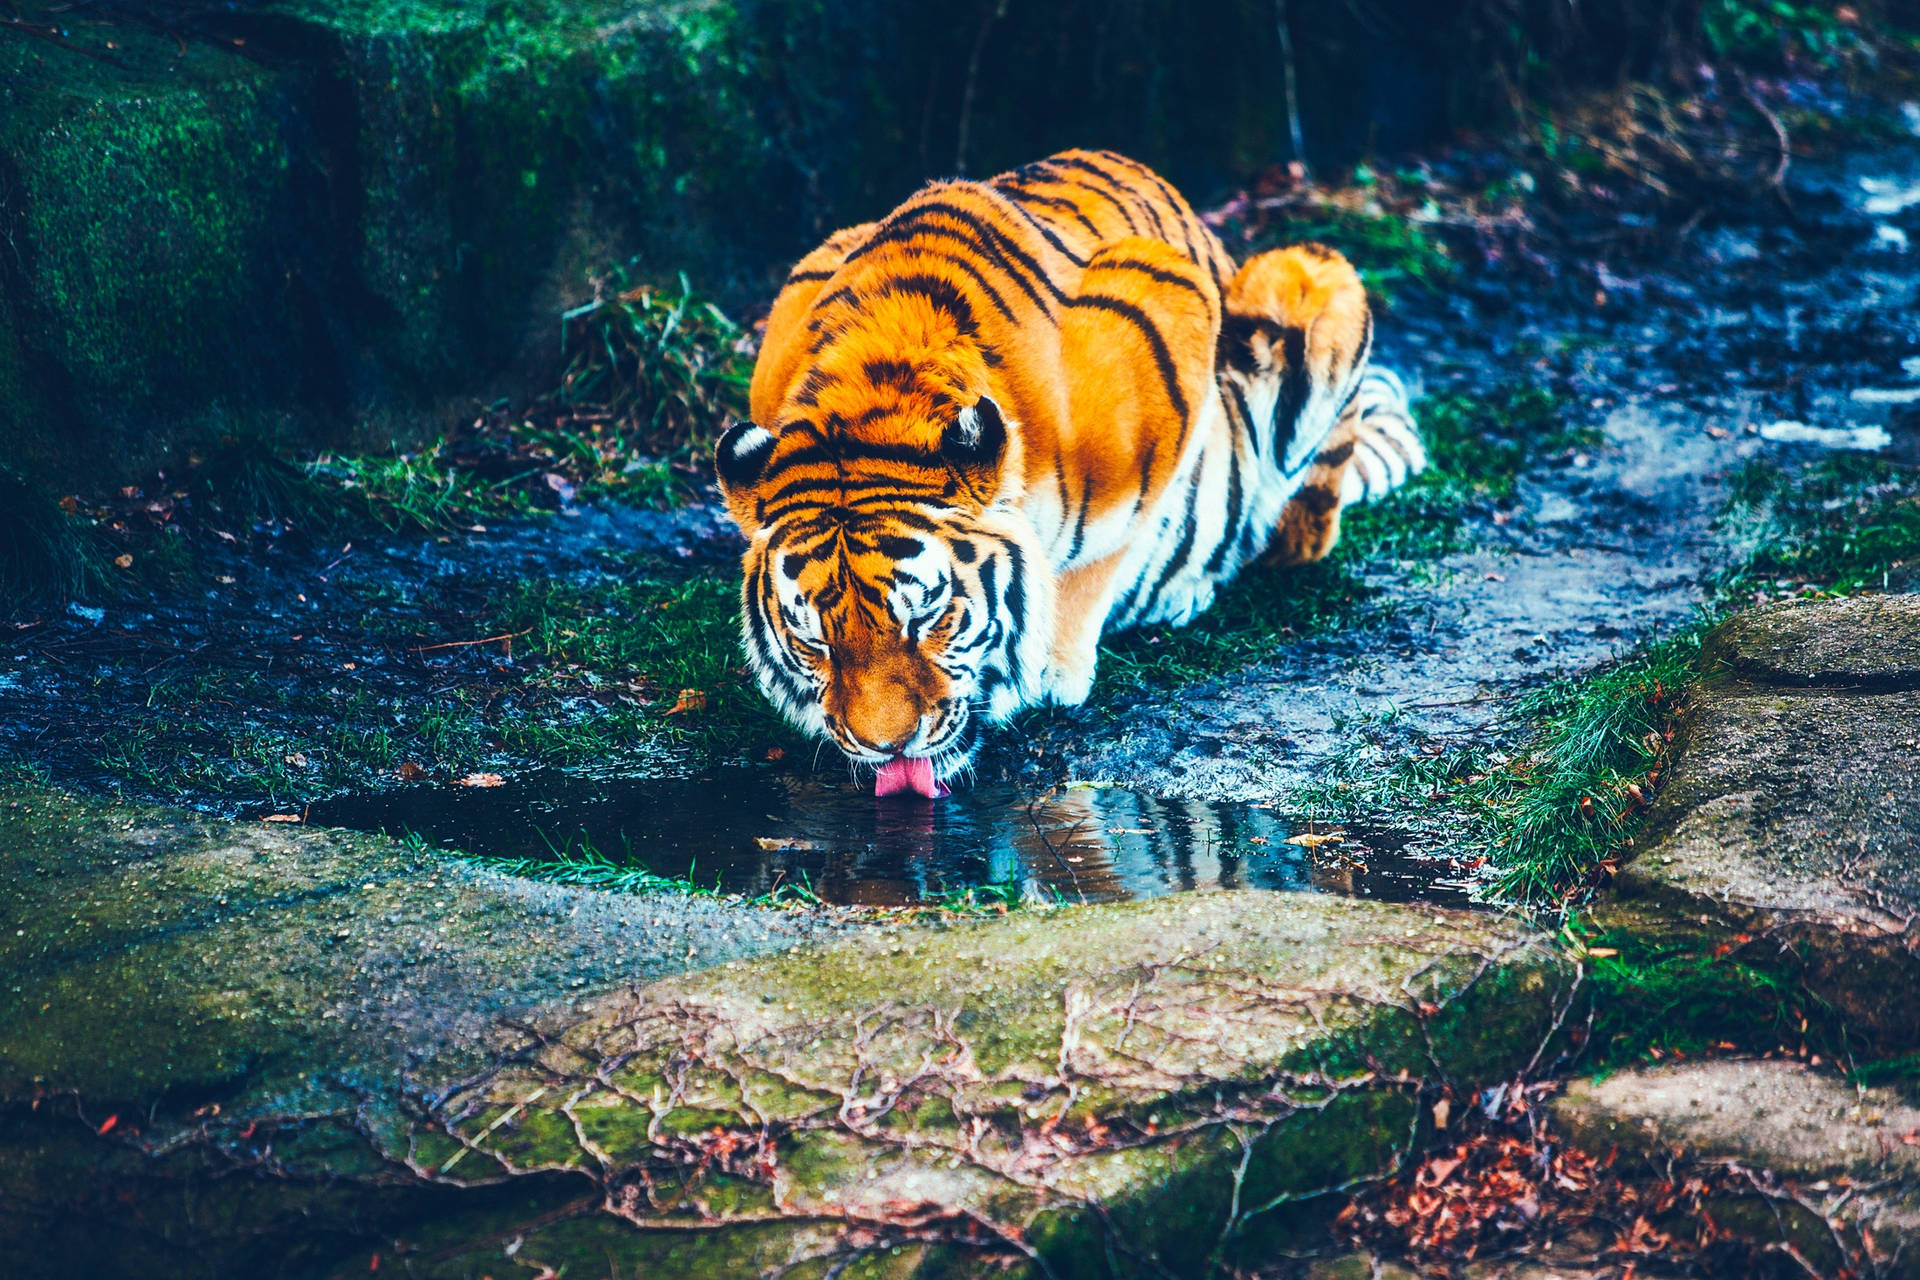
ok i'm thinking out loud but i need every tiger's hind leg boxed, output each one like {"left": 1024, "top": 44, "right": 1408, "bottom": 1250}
{"left": 1265, "top": 368, "right": 1423, "bottom": 565}
{"left": 1218, "top": 243, "right": 1373, "bottom": 482}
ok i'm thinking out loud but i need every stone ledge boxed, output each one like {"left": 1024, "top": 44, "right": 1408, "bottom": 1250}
{"left": 1604, "top": 597, "right": 1920, "bottom": 1052}
{"left": 1552, "top": 1059, "right": 1920, "bottom": 1278}
{"left": 1702, "top": 595, "right": 1920, "bottom": 691}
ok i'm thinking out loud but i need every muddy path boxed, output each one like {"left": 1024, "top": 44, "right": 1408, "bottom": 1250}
{"left": 2, "top": 139, "right": 1916, "bottom": 906}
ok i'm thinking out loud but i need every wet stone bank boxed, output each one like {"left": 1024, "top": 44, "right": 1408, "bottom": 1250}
{"left": 3, "top": 597, "right": 1919, "bottom": 1276}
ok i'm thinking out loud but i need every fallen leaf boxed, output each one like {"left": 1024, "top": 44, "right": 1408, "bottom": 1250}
{"left": 96, "top": 1114, "right": 118, "bottom": 1136}
{"left": 1431, "top": 1097, "right": 1451, "bottom": 1130}
{"left": 754, "top": 836, "right": 818, "bottom": 851}
{"left": 667, "top": 688, "right": 707, "bottom": 716}
{"left": 397, "top": 761, "right": 428, "bottom": 782}
{"left": 1285, "top": 831, "right": 1343, "bottom": 848}
{"left": 113, "top": 554, "right": 134, "bottom": 570}
{"left": 261, "top": 813, "right": 302, "bottom": 824}
{"left": 1706, "top": 425, "right": 1731, "bottom": 439}
{"left": 455, "top": 772, "right": 505, "bottom": 788}
{"left": 283, "top": 752, "right": 309, "bottom": 769}
{"left": 1585, "top": 947, "right": 1619, "bottom": 958}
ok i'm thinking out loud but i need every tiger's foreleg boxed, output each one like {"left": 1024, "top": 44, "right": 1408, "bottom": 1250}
{"left": 1041, "top": 551, "right": 1130, "bottom": 706}
{"left": 1265, "top": 368, "right": 1424, "bottom": 565}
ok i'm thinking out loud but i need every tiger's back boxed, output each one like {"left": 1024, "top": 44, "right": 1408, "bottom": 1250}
{"left": 715, "top": 150, "right": 1421, "bottom": 793}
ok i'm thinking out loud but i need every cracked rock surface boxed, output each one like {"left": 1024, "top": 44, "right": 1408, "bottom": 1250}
{"left": 1605, "top": 596, "right": 1920, "bottom": 1052}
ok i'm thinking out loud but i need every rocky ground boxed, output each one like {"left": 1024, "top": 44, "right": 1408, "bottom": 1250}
{"left": 3, "top": 596, "right": 1917, "bottom": 1278}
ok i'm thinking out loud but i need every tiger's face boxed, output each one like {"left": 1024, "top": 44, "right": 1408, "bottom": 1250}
{"left": 714, "top": 397, "right": 1052, "bottom": 792}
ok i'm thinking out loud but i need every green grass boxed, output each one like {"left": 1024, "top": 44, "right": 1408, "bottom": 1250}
{"left": 1574, "top": 922, "right": 1835, "bottom": 1067}
{"left": 1278, "top": 207, "right": 1456, "bottom": 304}
{"left": 1297, "top": 630, "right": 1700, "bottom": 905}
{"left": 1717, "top": 454, "right": 1920, "bottom": 599}
{"left": 557, "top": 269, "right": 752, "bottom": 442}
{"left": 311, "top": 442, "right": 538, "bottom": 533}
{"left": 1701, "top": 0, "right": 1873, "bottom": 68}
{"left": 483, "top": 569, "right": 801, "bottom": 762}
{"left": 0, "top": 465, "right": 106, "bottom": 609}
{"left": 1297, "top": 446, "right": 1918, "bottom": 909}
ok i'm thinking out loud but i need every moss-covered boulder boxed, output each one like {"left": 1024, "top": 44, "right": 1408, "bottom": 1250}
{"left": 1602, "top": 596, "right": 1920, "bottom": 1053}
{"left": 0, "top": 784, "right": 1577, "bottom": 1278}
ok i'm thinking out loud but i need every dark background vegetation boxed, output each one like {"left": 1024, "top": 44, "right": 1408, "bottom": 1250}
{"left": 5, "top": 0, "right": 1907, "bottom": 498}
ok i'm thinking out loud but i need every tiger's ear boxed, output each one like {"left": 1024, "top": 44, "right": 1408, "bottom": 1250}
{"left": 715, "top": 420, "right": 776, "bottom": 529}
{"left": 940, "top": 395, "right": 1010, "bottom": 503}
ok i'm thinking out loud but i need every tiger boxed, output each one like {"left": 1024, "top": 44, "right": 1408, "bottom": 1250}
{"left": 715, "top": 149, "right": 1424, "bottom": 798}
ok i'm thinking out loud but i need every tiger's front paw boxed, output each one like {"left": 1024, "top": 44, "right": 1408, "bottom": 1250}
{"left": 1040, "top": 654, "right": 1098, "bottom": 707}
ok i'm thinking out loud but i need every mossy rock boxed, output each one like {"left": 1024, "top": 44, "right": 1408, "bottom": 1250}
{"left": 0, "top": 782, "right": 1577, "bottom": 1276}
{"left": 410, "top": 892, "right": 1575, "bottom": 1276}
{"left": 1602, "top": 596, "right": 1920, "bottom": 1053}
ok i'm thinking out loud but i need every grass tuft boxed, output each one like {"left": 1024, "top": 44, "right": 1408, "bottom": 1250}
{"left": 0, "top": 465, "right": 107, "bottom": 610}
{"left": 1716, "top": 454, "right": 1920, "bottom": 600}
{"left": 557, "top": 268, "right": 753, "bottom": 447}
{"left": 188, "top": 424, "right": 332, "bottom": 529}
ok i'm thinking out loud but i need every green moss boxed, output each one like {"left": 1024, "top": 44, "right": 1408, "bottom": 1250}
{"left": 1717, "top": 454, "right": 1920, "bottom": 598}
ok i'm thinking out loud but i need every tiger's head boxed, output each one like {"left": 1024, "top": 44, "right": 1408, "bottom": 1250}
{"left": 713, "top": 355, "right": 1052, "bottom": 797}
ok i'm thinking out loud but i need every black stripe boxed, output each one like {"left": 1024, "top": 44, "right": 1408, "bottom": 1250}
{"left": 1136, "top": 439, "right": 1158, "bottom": 511}
{"left": 1067, "top": 294, "right": 1188, "bottom": 426}
{"left": 1275, "top": 324, "right": 1310, "bottom": 469}
{"left": 853, "top": 199, "right": 1064, "bottom": 317}
{"left": 1145, "top": 477, "right": 1204, "bottom": 606}
{"left": 793, "top": 368, "right": 838, "bottom": 406}
{"left": 1066, "top": 469, "right": 1094, "bottom": 563}
{"left": 760, "top": 473, "right": 947, "bottom": 510}
{"left": 862, "top": 358, "right": 917, "bottom": 391}
{"left": 977, "top": 553, "right": 1001, "bottom": 626}
{"left": 910, "top": 246, "right": 1021, "bottom": 323}
{"left": 1002, "top": 538, "right": 1028, "bottom": 688}
{"left": 1049, "top": 155, "right": 1163, "bottom": 238}
{"left": 1226, "top": 379, "right": 1259, "bottom": 458}
{"left": 878, "top": 272, "right": 981, "bottom": 336}
{"left": 998, "top": 183, "right": 1103, "bottom": 238}
{"left": 997, "top": 192, "right": 1091, "bottom": 266}
{"left": 1104, "top": 153, "right": 1203, "bottom": 259}
{"left": 785, "top": 267, "right": 836, "bottom": 284}
{"left": 1093, "top": 256, "right": 1209, "bottom": 305}
{"left": 848, "top": 224, "right": 1020, "bottom": 323}
{"left": 1035, "top": 159, "right": 1141, "bottom": 233}
{"left": 809, "top": 285, "right": 859, "bottom": 320}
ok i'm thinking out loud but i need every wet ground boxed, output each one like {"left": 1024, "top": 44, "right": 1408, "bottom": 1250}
{"left": 3, "top": 137, "right": 1917, "bottom": 906}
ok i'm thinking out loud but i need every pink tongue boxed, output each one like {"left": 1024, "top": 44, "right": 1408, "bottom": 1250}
{"left": 874, "top": 755, "right": 949, "bottom": 799}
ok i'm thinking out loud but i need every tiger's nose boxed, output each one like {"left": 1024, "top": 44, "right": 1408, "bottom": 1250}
{"left": 843, "top": 688, "right": 922, "bottom": 755}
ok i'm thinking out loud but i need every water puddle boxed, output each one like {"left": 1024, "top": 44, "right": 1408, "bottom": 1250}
{"left": 306, "top": 771, "right": 1476, "bottom": 908}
